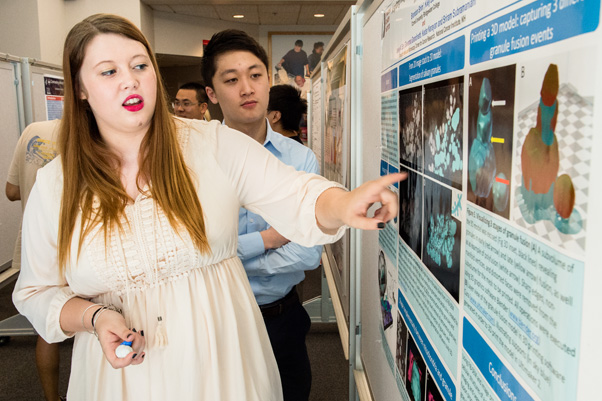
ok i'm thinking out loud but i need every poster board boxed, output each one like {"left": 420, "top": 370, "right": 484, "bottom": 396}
{"left": 0, "top": 59, "right": 23, "bottom": 272}
{"left": 322, "top": 17, "right": 353, "bottom": 328}
{"left": 309, "top": 65, "right": 324, "bottom": 169}
{"left": 359, "top": 1, "right": 602, "bottom": 401}
{"left": 29, "top": 64, "right": 63, "bottom": 123}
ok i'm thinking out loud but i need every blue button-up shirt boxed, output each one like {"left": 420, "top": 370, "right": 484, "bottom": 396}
{"left": 236, "top": 121, "right": 322, "bottom": 305}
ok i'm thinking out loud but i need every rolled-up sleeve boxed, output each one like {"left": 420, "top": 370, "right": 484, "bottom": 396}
{"left": 214, "top": 125, "right": 347, "bottom": 247}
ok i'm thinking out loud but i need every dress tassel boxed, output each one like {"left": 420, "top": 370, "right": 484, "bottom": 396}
{"left": 155, "top": 316, "right": 168, "bottom": 348}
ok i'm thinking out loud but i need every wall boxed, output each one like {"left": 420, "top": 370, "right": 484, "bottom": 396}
{"left": 0, "top": 0, "right": 41, "bottom": 59}
{"left": 37, "top": 0, "right": 66, "bottom": 65}
{"left": 258, "top": 24, "right": 337, "bottom": 53}
{"left": 140, "top": 2, "right": 155, "bottom": 49}
{"left": 63, "top": 0, "right": 141, "bottom": 28}
{"left": 153, "top": 11, "right": 259, "bottom": 57}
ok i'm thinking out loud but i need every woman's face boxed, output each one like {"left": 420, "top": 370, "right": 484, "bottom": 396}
{"left": 78, "top": 33, "right": 157, "bottom": 140}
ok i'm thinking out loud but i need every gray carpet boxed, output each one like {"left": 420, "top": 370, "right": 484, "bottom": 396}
{"left": 0, "top": 266, "right": 348, "bottom": 401}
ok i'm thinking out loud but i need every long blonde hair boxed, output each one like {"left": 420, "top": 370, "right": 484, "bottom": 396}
{"left": 58, "top": 14, "right": 210, "bottom": 271}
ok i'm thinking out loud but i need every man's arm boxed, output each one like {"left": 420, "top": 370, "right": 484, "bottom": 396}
{"left": 238, "top": 149, "right": 323, "bottom": 275}
{"left": 243, "top": 239, "right": 322, "bottom": 276}
{"left": 6, "top": 182, "right": 20, "bottom": 201}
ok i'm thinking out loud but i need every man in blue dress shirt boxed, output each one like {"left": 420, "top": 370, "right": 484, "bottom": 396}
{"left": 202, "top": 30, "right": 322, "bottom": 401}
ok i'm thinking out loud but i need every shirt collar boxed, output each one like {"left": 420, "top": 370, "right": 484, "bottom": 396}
{"left": 264, "top": 119, "right": 288, "bottom": 156}
{"left": 221, "top": 118, "right": 285, "bottom": 156}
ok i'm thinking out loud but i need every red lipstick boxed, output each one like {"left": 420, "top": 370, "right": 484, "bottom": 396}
{"left": 123, "top": 95, "right": 144, "bottom": 112}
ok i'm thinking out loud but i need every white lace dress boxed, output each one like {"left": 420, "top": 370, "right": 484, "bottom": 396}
{"left": 13, "top": 119, "right": 345, "bottom": 401}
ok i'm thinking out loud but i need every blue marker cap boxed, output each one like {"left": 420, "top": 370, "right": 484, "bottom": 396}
{"left": 120, "top": 340, "right": 133, "bottom": 346}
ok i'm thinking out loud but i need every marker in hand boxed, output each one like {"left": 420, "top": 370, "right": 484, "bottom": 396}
{"left": 115, "top": 340, "right": 133, "bottom": 358}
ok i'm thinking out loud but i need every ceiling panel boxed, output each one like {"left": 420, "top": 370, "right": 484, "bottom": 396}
{"left": 170, "top": 5, "right": 220, "bottom": 19}
{"left": 143, "top": 1, "right": 355, "bottom": 26}
{"left": 298, "top": 4, "right": 344, "bottom": 25}
{"left": 214, "top": 5, "right": 260, "bottom": 24}
{"left": 150, "top": 5, "right": 175, "bottom": 13}
{"left": 257, "top": 4, "right": 302, "bottom": 25}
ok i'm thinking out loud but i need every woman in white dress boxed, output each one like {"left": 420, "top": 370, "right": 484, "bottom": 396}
{"left": 13, "top": 14, "right": 403, "bottom": 401}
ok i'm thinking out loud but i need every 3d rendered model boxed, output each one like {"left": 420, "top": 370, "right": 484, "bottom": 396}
{"left": 518, "top": 64, "right": 582, "bottom": 234}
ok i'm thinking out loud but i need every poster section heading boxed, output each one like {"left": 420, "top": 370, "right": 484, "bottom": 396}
{"left": 470, "top": 0, "right": 600, "bottom": 64}
{"left": 398, "top": 290, "right": 456, "bottom": 401}
{"left": 382, "top": 68, "right": 398, "bottom": 92}
{"left": 463, "top": 318, "right": 535, "bottom": 401}
{"left": 399, "top": 36, "right": 465, "bottom": 87}
{"left": 383, "top": 0, "right": 477, "bottom": 65}
{"left": 380, "top": 160, "right": 400, "bottom": 188}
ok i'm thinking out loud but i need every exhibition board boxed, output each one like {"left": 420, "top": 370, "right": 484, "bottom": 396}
{"left": 356, "top": 1, "right": 602, "bottom": 401}
{"left": 0, "top": 57, "right": 23, "bottom": 274}
{"left": 319, "top": 8, "right": 354, "bottom": 338}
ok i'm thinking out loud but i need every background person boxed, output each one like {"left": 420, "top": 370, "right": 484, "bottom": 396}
{"left": 202, "top": 30, "right": 320, "bottom": 401}
{"left": 13, "top": 13, "right": 404, "bottom": 401}
{"left": 293, "top": 75, "right": 309, "bottom": 100}
{"left": 307, "top": 42, "right": 324, "bottom": 75}
{"left": 173, "top": 81, "right": 209, "bottom": 120}
{"left": 6, "top": 119, "right": 63, "bottom": 401}
{"left": 277, "top": 39, "right": 309, "bottom": 79}
{"left": 267, "top": 84, "right": 307, "bottom": 144}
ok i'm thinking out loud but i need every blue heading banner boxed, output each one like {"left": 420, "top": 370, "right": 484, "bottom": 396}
{"left": 470, "top": 0, "right": 600, "bottom": 64}
{"left": 463, "top": 318, "right": 535, "bottom": 401}
{"left": 381, "top": 68, "right": 398, "bottom": 92}
{"left": 398, "top": 290, "right": 456, "bottom": 401}
{"left": 398, "top": 36, "right": 465, "bottom": 87}
{"left": 380, "top": 161, "right": 399, "bottom": 188}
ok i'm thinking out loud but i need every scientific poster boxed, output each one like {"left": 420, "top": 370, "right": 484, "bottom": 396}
{"left": 376, "top": 1, "right": 599, "bottom": 401}
{"left": 44, "top": 75, "right": 64, "bottom": 121}
{"left": 324, "top": 41, "right": 352, "bottom": 322}
{"left": 324, "top": 44, "right": 349, "bottom": 186}
{"left": 310, "top": 71, "right": 323, "bottom": 168}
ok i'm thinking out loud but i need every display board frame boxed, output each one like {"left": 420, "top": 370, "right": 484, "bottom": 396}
{"left": 0, "top": 57, "right": 24, "bottom": 278}
{"left": 321, "top": 9, "right": 354, "bottom": 344}
{"left": 356, "top": 1, "right": 602, "bottom": 401}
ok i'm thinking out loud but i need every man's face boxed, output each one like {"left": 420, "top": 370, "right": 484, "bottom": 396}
{"left": 294, "top": 76, "right": 305, "bottom": 87}
{"left": 294, "top": 45, "right": 302, "bottom": 52}
{"left": 316, "top": 46, "right": 324, "bottom": 55}
{"left": 205, "top": 51, "right": 269, "bottom": 128}
{"left": 174, "top": 88, "right": 207, "bottom": 120}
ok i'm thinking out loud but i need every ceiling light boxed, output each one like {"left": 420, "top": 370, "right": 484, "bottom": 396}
{"left": 314, "top": 14, "right": 325, "bottom": 18}
{"left": 233, "top": 14, "right": 244, "bottom": 19}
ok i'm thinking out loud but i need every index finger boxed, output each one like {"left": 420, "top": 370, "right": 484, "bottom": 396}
{"left": 377, "top": 172, "right": 407, "bottom": 188}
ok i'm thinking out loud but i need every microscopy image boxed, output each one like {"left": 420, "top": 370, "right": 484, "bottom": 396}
{"left": 467, "top": 65, "right": 516, "bottom": 219}
{"left": 423, "top": 77, "right": 464, "bottom": 189}
{"left": 422, "top": 178, "right": 461, "bottom": 302}
{"left": 426, "top": 371, "right": 445, "bottom": 401}
{"left": 378, "top": 250, "right": 393, "bottom": 330}
{"left": 406, "top": 334, "right": 426, "bottom": 401}
{"left": 399, "top": 86, "right": 423, "bottom": 171}
{"left": 399, "top": 169, "right": 423, "bottom": 259}
{"left": 396, "top": 312, "right": 409, "bottom": 379}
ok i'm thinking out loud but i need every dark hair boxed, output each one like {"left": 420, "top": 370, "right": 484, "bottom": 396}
{"left": 178, "top": 82, "right": 208, "bottom": 103}
{"left": 313, "top": 42, "right": 324, "bottom": 50}
{"left": 295, "top": 39, "right": 303, "bottom": 47}
{"left": 268, "top": 84, "right": 307, "bottom": 132}
{"left": 201, "top": 30, "right": 268, "bottom": 88}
